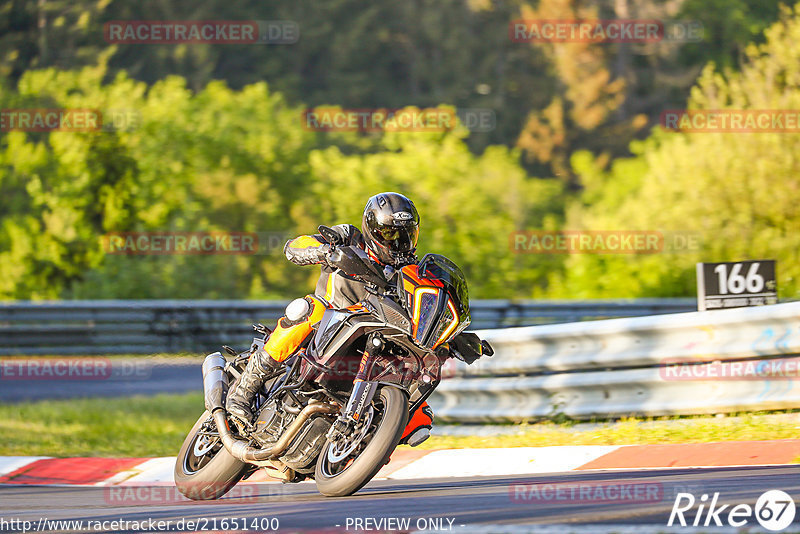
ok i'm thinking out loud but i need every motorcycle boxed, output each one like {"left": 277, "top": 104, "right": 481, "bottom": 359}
{"left": 174, "top": 226, "right": 493, "bottom": 498}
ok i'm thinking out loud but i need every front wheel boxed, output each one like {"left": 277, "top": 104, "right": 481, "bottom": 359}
{"left": 315, "top": 386, "right": 408, "bottom": 497}
{"left": 174, "top": 410, "right": 248, "bottom": 500}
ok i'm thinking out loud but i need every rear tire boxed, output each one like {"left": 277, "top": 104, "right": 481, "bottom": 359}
{"left": 174, "top": 410, "right": 247, "bottom": 500}
{"left": 315, "top": 387, "right": 407, "bottom": 497}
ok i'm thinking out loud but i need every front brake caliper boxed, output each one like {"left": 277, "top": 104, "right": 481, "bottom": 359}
{"left": 326, "top": 416, "right": 352, "bottom": 441}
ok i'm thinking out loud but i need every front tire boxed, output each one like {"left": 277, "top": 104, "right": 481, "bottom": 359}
{"left": 315, "top": 387, "right": 408, "bottom": 497}
{"left": 174, "top": 410, "right": 247, "bottom": 500}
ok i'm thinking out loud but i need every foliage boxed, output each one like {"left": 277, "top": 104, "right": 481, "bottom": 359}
{"left": 0, "top": 66, "right": 564, "bottom": 299}
{"left": 0, "top": 66, "right": 321, "bottom": 298}
{"left": 1, "top": 1, "right": 799, "bottom": 301}
{"left": 0, "top": 0, "right": 784, "bottom": 168}
{"left": 547, "top": 4, "right": 800, "bottom": 299}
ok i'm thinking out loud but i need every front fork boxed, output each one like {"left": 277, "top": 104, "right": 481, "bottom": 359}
{"left": 329, "top": 333, "right": 384, "bottom": 438}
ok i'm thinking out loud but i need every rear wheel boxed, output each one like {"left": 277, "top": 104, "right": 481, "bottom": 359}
{"left": 314, "top": 386, "right": 407, "bottom": 497}
{"left": 174, "top": 410, "right": 247, "bottom": 500}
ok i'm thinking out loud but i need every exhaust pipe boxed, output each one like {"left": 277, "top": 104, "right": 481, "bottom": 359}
{"left": 201, "top": 352, "right": 338, "bottom": 463}
{"left": 202, "top": 352, "right": 227, "bottom": 412}
{"left": 212, "top": 402, "right": 337, "bottom": 462}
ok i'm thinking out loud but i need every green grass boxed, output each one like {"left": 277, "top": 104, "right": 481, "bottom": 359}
{"left": 0, "top": 393, "right": 204, "bottom": 457}
{"left": 420, "top": 413, "right": 800, "bottom": 450}
{"left": 0, "top": 393, "right": 798, "bottom": 457}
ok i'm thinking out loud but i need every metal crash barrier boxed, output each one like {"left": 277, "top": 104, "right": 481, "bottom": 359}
{"left": 431, "top": 302, "right": 800, "bottom": 421}
{"left": 0, "top": 299, "right": 693, "bottom": 355}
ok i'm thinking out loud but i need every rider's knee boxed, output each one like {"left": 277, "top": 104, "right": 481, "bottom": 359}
{"left": 281, "top": 296, "right": 326, "bottom": 328}
{"left": 283, "top": 297, "right": 312, "bottom": 325}
{"left": 264, "top": 296, "right": 327, "bottom": 362}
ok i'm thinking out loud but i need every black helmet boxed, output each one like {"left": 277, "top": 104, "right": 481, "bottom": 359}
{"left": 362, "top": 192, "right": 420, "bottom": 266}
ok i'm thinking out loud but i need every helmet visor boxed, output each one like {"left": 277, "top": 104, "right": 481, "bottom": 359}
{"left": 374, "top": 223, "right": 419, "bottom": 253}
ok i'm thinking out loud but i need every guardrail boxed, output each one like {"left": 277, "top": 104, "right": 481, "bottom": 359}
{"left": 2, "top": 298, "right": 796, "bottom": 422}
{"left": 0, "top": 299, "right": 694, "bottom": 356}
{"left": 430, "top": 301, "right": 800, "bottom": 422}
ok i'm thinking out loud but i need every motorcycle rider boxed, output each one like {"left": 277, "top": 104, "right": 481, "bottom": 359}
{"left": 226, "top": 192, "right": 434, "bottom": 446}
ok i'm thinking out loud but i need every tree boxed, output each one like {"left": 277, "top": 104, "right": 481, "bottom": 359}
{"left": 0, "top": 68, "right": 564, "bottom": 300}
{"left": 303, "top": 118, "right": 565, "bottom": 298}
{"left": 547, "top": 4, "right": 800, "bottom": 299}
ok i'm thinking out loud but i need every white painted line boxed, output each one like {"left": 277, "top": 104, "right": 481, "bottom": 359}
{"left": 104, "top": 457, "right": 176, "bottom": 485}
{"left": 388, "top": 446, "right": 621, "bottom": 479}
{"left": 109, "top": 457, "right": 289, "bottom": 487}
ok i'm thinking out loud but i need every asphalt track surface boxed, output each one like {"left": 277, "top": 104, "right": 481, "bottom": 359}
{"left": 1, "top": 466, "right": 799, "bottom": 532}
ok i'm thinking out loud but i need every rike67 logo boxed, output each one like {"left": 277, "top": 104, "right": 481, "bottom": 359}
{"left": 669, "top": 490, "right": 796, "bottom": 531}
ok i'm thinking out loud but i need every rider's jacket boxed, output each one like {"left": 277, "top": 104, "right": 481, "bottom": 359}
{"left": 283, "top": 224, "right": 372, "bottom": 309}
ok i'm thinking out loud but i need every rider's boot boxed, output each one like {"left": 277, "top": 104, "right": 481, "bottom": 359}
{"left": 399, "top": 403, "right": 434, "bottom": 447}
{"left": 226, "top": 348, "right": 279, "bottom": 428}
{"left": 226, "top": 295, "right": 327, "bottom": 429}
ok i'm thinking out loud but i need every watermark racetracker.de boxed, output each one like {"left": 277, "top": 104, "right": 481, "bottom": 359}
{"left": 510, "top": 19, "right": 703, "bottom": 43}
{"left": 661, "top": 109, "right": 800, "bottom": 133}
{"left": 0, "top": 358, "right": 150, "bottom": 381}
{"left": 301, "top": 107, "right": 496, "bottom": 133}
{"left": 510, "top": 230, "right": 701, "bottom": 254}
{"left": 0, "top": 109, "right": 141, "bottom": 132}
{"left": 509, "top": 479, "right": 663, "bottom": 505}
{"left": 103, "top": 20, "right": 298, "bottom": 44}
{"left": 660, "top": 357, "right": 800, "bottom": 381}
{"left": 441, "top": 479, "right": 705, "bottom": 508}
{"left": 101, "top": 231, "right": 291, "bottom": 255}
{"left": 102, "top": 483, "right": 290, "bottom": 505}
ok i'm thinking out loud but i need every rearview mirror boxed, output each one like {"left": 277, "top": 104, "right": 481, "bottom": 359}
{"left": 318, "top": 225, "right": 344, "bottom": 245}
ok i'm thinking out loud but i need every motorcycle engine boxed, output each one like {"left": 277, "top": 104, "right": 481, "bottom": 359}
{"left": 250, "top": 396, "right": 333, "bottom": 474}
{"left": 251, "top": 399, "right": 290, "bottom": 446}
{"left": 278, "top": 415, "right": 331, "bottom": 474}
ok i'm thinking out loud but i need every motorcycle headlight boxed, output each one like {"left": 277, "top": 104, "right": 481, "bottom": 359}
{"left": 431, "top": 298, "right": 460, "bottom": 348}
{"left": 413, "top": 288, "right": 439, "bottom": 348}
{"left": 413, "top": 288, "right": 460, "bottom": 349}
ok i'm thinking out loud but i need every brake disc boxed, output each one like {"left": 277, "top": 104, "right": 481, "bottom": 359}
{"left": 327, "top": 406, "right": 374, "bottom": 464}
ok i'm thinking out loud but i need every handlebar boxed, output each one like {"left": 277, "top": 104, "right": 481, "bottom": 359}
{"left": 326, "top": 245, "right": 391, "bottom": 289}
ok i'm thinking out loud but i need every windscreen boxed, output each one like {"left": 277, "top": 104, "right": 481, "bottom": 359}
{"left": 417, "top": 253, "right": 471, "bottom": 323}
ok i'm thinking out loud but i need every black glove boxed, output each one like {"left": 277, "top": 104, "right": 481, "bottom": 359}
{"left": 449, "top": 332, "right": 485, "bottom": 365}
{"left": 449, "top": 333, "right": 494, "bottom": 364}
{"left": 322, "top": 243, "right": 345, "bottom": 270}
